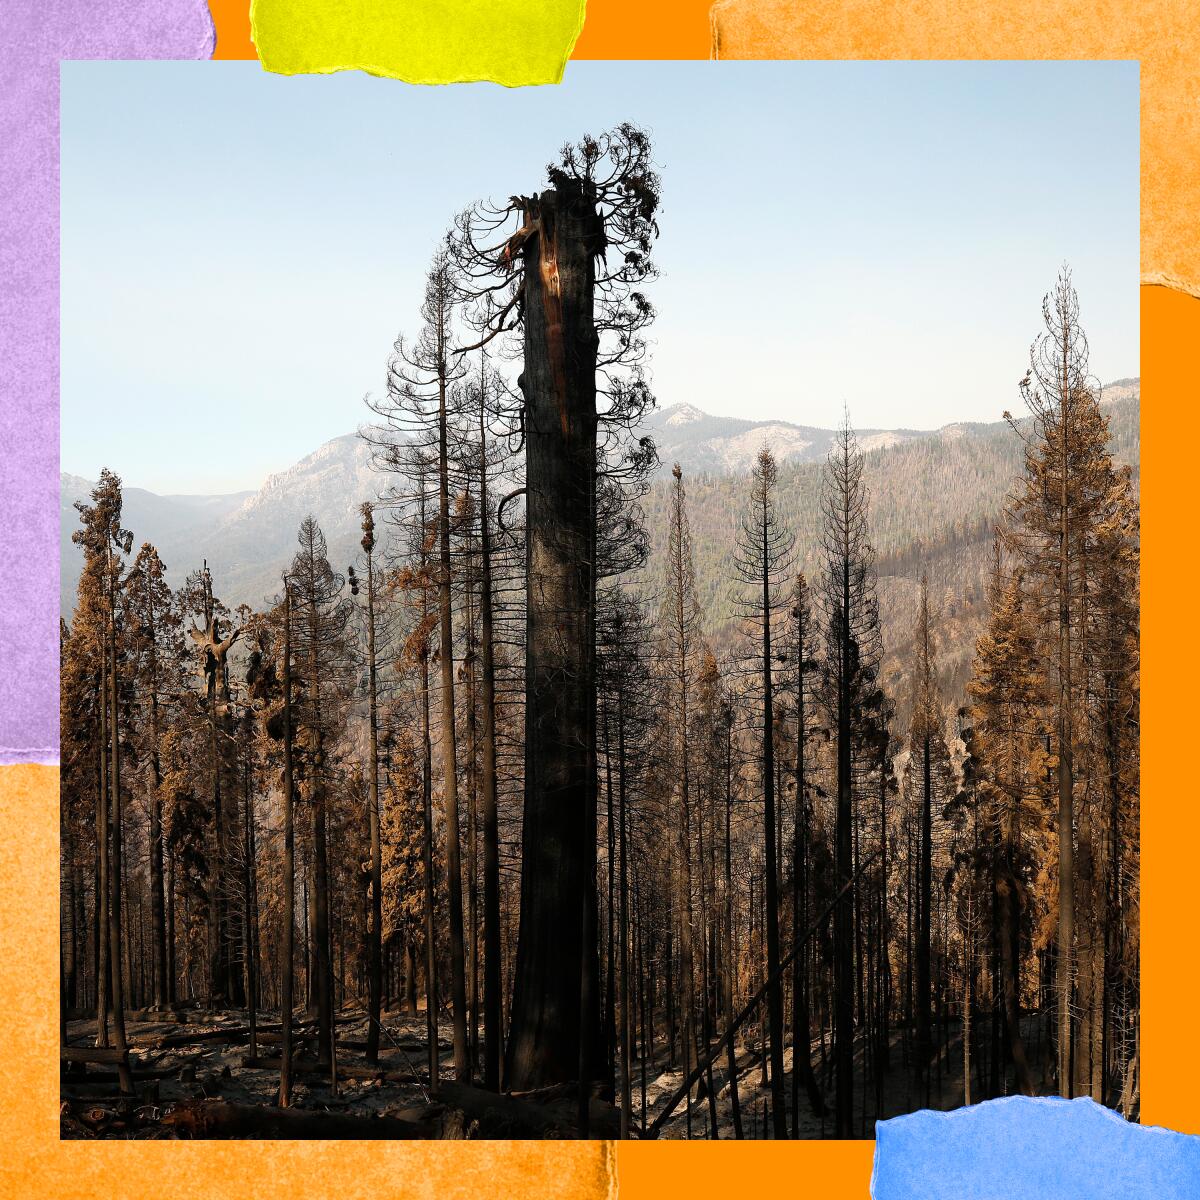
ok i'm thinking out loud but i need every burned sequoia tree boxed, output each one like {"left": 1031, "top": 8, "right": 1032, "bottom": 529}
{"left": 454, "top": 125, "right": 659, "bottom": 1089}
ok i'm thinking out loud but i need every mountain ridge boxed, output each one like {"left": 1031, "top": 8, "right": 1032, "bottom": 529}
{"left": 60, "top": 380, "right": 1139, "bottom": 618}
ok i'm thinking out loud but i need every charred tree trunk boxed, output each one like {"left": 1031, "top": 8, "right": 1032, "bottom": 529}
{"left": 63, "top": 819, "right": 79, "bottom": 1011}
{"left": 278, "top": 584, "right": 297, "bottom": 1107}
{"left": 724, "top": 709, "right": 744, "bottom": 1138}
{"left": 307, "top": 593, "right": 334, "bottom": 1075}
{"left": 759, "top": 531, "right": 786, "bottom": 1138}
{"left": 617, "top": 690, "right": 633, "bottom": 1138}
{"left": 145, "top": 612, "right": 167, "bottom": 1010}
{"left": 404, "top": 940, "right": 419, "bottom": 1016}
{"left": 477, "top": 404, "right": 503, "bottom": 1092}
{"left": 364, "top": 537, "right": 384, "bottom": 1065}
{"left": 1055, "top": 344, "right": 1075, "bottom": 1098}
{"left": 165, "top": 844, "right": 176, "bottom": 1008}
{"left": 435, "top": 367, "right": 470, "bottom": 1084}
{"left": 420, "top": 622, "right": 441, "bottom": 1096}
{"left": 834, "top": 564, "right": 854, "bottom": 1136}
{"left": 105, "top": 562, "right": 133, "bottom": 1093}
{"left": 95, "top": 706, "right": 110, "bottom": 1048}
{"left": 916, "top": 733, "right": 932, "bottom": 1101}
{"left": 792, "top": 606, "right": 824, "bottom": 1128}
{"left": 505, "top": 181, "right": 604, "bottom": 1090}
{"left": 998, "top": 868, "right": 1034, "bottom": 1095}
{"left": 242, "top": 755, "right": 259, "bottom": 1062}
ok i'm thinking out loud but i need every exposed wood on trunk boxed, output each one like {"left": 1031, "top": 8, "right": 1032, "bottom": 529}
{"left": 505, "top": 182, "right": 605, "bottom": 1090}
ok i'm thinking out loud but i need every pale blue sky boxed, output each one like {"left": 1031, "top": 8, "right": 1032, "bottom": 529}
{"left": 61, "top": 60, "right": 1138, "bottom": 494}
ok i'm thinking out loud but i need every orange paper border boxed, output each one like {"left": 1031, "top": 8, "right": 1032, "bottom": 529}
{"left": 7, "top": 3, "right": 1192, "bottom": 1196}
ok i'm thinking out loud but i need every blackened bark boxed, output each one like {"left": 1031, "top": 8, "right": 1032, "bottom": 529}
{"left": 998, "top": 869, "right": 1034, "bottom": 1095}
{"left": 436, "top": 367, "right": 470, "bottom": 1083}
{"left": 505, "top": 182, "right": 605, "bottom": 1090}
{"left": 478, "top": 407, "right": 503, "bottom": 1092}
{"left": 278, "top": 586, "right": 296, "bottom": 1106}
{"left": 724, "top": 712, "right": 744, "bottom": 1139}
{"left": 145, "top": 598, "right": 167, "bottom": 1010}
{"left": 165, "top": 845, "right": 176, "bottom": 1007}
{"left": 834, "top": 559, "right": 854, "bottom": 1136}
{"left": 792, "top": 667, "right": 824, "bottom": 1123}
{"left": 63, "top": 819, "right": 78, "bottom": 1011}
{"left": 759, "top": 530, "right": 786, "bottom": 1138}
{"left": 420, "top": 624, "right": 440, "bottom": 1096}
{"left": 364, "top": 545, "right": 384, "bottom": 1065}
{"left": 308, "top": 595, "right": 334, "bottom": 1074}
{"left": 95, "top": 719, "right": 110, "bottom": 1046}
{"left": 916, "top": 733, "right": 932, "bottom": 1099}
{"left": 617, "top": 691, "right": 633, "bottom": 1138}
{"left": 105, "top": 565, "right": 133, "bottom": 1094}
{"left": 96, "top": 700, "right": 111, "bottom": 1046}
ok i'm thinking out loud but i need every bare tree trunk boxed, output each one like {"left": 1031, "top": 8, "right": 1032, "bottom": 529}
{"left": 724, "top": 711, "right": 744, "bottom": 1138}
{"left": 759, "top": 522, "right": 786, "bottom": 1138}
{"left": 207, "top": 668, "right": 229, "bottom": 1006}
{"left": 242, "top": 756, "right": 259, "bottom": 1062}
{"left": 617, "top": 691, "right": 633, "bottom": 1138}
{"left": 467, "top": 666, "right": 480, "bottom": 1082}
{"left": 877, "top": 740, "right": 891, "bottom": 1081}
{"left": 105, "top": 566, "right": 132, "bottom": 1094}
{"left": 166, "top": 844, "right": 176, "bottom": 1008}
{"left": 793, "top": 742, "right": 824, "bottom": 1124}
{"left": 1055, "top": 336, "right": 1075, "bottom": 1098}
{"left": 603, "top": 704, "right": 617, "bottom": 1090}
{"left": 147, "top": 679, "right": 167, "bottom": 1009}
{"left": 364, "top": 543, "right": 384, "bottom": 1065}
{"left": 63, "top": 819, "right": 79, "bottom": 1011}
{"left": 998, "top": 870, "right": 1033, "bottom": 1095}
{"left": 306, "top": 587, "right": 334, "bottom": 1075}
{"left": 677, "top": 695, "right": 700, "bottom": 1120}
{"left": 436, "top": 368, "right": 470, "bottom": 1084}
{"left": 404, "top": 941, "right": 419, "bottom": 1015}
{"left": 420, "top": 633, "right": 440, "bottom": 1096}
{"left": 505, "top": 181, "right": 603, "bottom": 1090}
{"left": 477, "top": 390, "right": 503, "bottom": 1092}
{"left": 1073, "top": 798, "right": 1101, "bottom": 1101}
{"left": 963, "top": 935, "right": 972, "bottom": 1107}
{"left": 95, "top": 677, "right": 110, "bottom": 1048}
{"left": 834, "top": 560, "right": 854, "bottom": 1136}
{"left": 917, "top": 732, "right": 932, "bottom": 1102}
{"left": 278, "top": 584, "right": 296, "bottom": 1107}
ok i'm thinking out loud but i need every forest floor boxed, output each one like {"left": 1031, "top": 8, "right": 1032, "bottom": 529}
{"left": 642, "top": 1013, "right": 1056, "bottom": 1140}
{"left": 62, "top": 1008, "right": 461, "bottom": 1139}
{"left": 61, "top": 1007, "right": 1050, "bottom": 1140}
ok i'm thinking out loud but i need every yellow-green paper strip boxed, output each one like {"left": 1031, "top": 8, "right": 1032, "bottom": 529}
{"left": 250, "top": 0, "right": 587, "bottom": 86}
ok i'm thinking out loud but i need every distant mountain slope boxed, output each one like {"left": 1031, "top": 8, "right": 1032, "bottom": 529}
{"left": 60, "top": 381, "right": 1139, "bottom": 626}
{"left": 637, "top": 382, "right": 1138, "bottom": 724}
{"left": 641, "top": 402, "right": 928, "bottom": 476}
{"left": 60, "top": 474, "right": 254, "bottom": 614}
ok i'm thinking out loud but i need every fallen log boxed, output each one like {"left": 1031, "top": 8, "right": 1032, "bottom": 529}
{"left": 61, "top": 1066, "right": 176, "bottom": 1085}
{"left": 61, "top": 1046, "right": 131, "bottom": 1066}
{"left": 141, "top": 1027, "right": 251, "bottom": 1050}
{"left": 160, "top": 1099, "right": 460, "bottom": 1140}
{"left": 244, "top": 1056, "right": 424, "bottom": 1086}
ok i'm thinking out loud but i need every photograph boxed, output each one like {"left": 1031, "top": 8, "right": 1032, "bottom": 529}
{"left": 57, "top": 59, "right": 1140, "bottom": 1140}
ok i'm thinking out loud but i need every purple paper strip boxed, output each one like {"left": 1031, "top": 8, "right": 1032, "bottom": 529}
{"left": 0, "top": 0, "right": 215, "bottom": 763}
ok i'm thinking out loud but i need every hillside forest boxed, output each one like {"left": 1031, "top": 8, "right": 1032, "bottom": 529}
{"left": 60, "top": 126, "right": 1140, "bottom": 1140}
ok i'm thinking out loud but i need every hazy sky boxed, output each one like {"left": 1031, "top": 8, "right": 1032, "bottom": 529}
{"left": 61, "top": 60, "right": 1138, "bottom": 494}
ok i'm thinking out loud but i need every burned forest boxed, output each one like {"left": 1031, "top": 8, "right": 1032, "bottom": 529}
{"left": 60, "top": 127, "right": 1140, "bottom": 1140}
